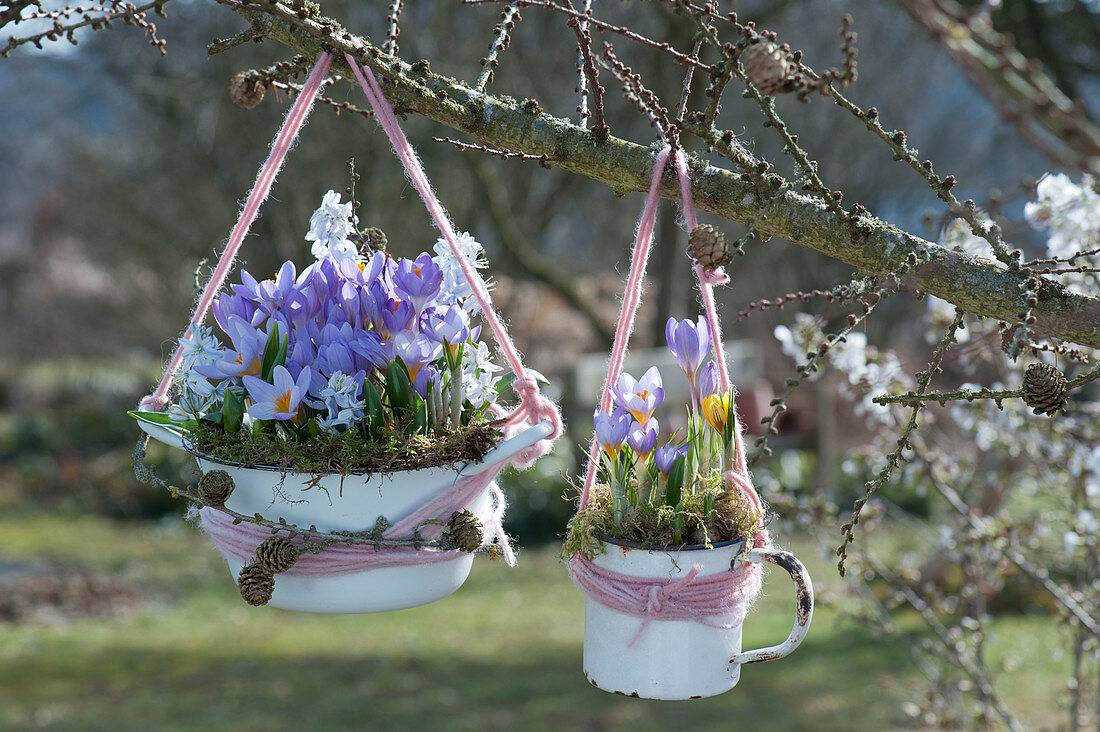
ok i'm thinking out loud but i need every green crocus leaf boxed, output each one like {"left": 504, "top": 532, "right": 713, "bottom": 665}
{"left": 362, "top": 379, "right": 385, "bottom": 439}
{"left": 665, "top": 454, "right": 686, "bottom": 508}
{"left": 385, "top": 359, "right": 414, "bottom": 418}
{"left": 128, "top": 410, "right": 176, "bottom": 427}
{"left": 723, "top": 393, "right": 737, "bottom": 448}
{"left": 260, "top": 327, "right": 282, "bottom": 381}
{"left": 413, "top": 394, "right": 429, "bottom": 434}
{"left": 222, "top": 390, "right": 243, "bottom": 436}
{"left": 201, "top": 411, "right": 223, "bottom": 425}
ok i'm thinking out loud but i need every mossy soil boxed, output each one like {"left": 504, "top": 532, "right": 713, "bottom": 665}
{"left": 188, "top": 420, "right": 502, "bottom": 475}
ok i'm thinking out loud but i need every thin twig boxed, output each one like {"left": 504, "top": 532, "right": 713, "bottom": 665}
{"left": 563, "top": 0, "right": 607, "bottom": 139}
{"left": 475, "top": 2, "right": 520, "bottom": 91}
{"left": 462, "top": 0, "right": 713, "bottom": 71}
{"left": 838, "top": 311, "right": 966, "bottom": 575}
{"left": 383, "top": 0, "right": 403, "bottom": 55}
{"left": 208, "top": 25, "right": 263, "bottom": 54}
{"left": 434, "top": 136, "right": 558, "bottom": 163}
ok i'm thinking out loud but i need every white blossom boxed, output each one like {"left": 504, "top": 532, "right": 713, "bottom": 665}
{"left": 1025, "top": 173, "right": 1100, "bottom": 260}
{"left": 939, "top": 217, "right": 992, "bottom": 260}
{"left": 433, "top": 231, "right": 491, "bottom": 307}
{"left": 461, "top": 340, "right": 503, "bottom": 408}
{"left": 306, "top": 190, "right": 359, "bottom": 262}
{"left": 179, "top": 324, "right": 223, "bottom": 371}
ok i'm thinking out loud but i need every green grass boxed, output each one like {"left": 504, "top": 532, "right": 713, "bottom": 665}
{"left": 0, "top": 511, "right": 1070, "bottom": 731}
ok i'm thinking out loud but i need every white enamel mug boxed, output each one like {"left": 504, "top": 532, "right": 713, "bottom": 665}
{"left": 582, "top": 539, "right": 814, "bottom": 700}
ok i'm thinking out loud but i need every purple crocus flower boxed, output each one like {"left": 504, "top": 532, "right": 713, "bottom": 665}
{"left": 350, "top": 330, "right": 393, "bottom": 372}
{"left": 338, "top": 251, "right": 386, "bottom": 287}
{"left": 413, "top": 364, "right": 441, "bottom": 399}
{"left": 627, "top": 419, "right": 659, "bottom": 461}
{"left": 254, "top": 260, "right": 301, "bottom": 316}
{"left": 593, "top": 407, "right": 633, "bottom": 459}
{"left": 362, "top": 281, "right": 391, "bottom": 333}
{"left": 232, "top": 268, "right": 264, "bottom": 303}
{"left": 194, "top": 315, "right": 269, "bottom": 381}
{"left": 392, "top": 253, "right": 443, "bottom": 314}
{"left": 422, "top": 304, "right": 470, "bottom": 351}
{"left": 380, "top": 298, "right": 416, "bottom": 338}
{"left": 654, "top": 441, "right": 688, "bottom": 476}
{"left": 666, "top": 316, "right": 711, "bottom": 379}
{"left": 666, "top": 316, "right": 712, "bottom": 410}
{"left": 393, "top": 331, "right": 443, "bottom": 381}
{"left": 316, "top": 340, "right": 356, "bottom": 379}
{"left": 609, "top": 366, "right": 664, "bottom": 425}
{"left": 212, "top": 292, "right": 262, "bottom": 332}
{"left": 243, "top": 365, "right": 311, "bottom": 421}
{"left": 337, "top": 280, "right": 364, "bottom": 329}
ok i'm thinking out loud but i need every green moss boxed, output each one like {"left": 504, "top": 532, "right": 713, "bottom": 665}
{"left": 562, "top": 482, "right": 760, "bottom": 560}
{"left": 188, "top": 420, "right": 501, "bottom": 475}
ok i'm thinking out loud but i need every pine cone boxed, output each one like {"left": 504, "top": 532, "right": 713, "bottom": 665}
{"left": 688, "top": 224, "right": 732, "bottom": 270}
{"left": 445, "top": 510, "right": 483, "bottom": 553}
{"left": 237, "top": 563, "right": 275, "bottom": 607}
{"left": 254, "top": 537, "right": 300, "bottom": 574}
{"left": 360, "top": 227, "right": 387, "bottom": 253}
{"left": 1023, "top": 363, "right": 1068, "bottom": 415}
{"left": 198, "top": 470, "right": 235, "bottom": 507}
{"left": 741, "top": 41, "right": 794, "bottom": 97}
{"left": 229, "top": 72, "right": 266, "bottom": 110}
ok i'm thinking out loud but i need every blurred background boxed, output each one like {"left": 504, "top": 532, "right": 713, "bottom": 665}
{"left": 1, "top": 0, "right": 1098, "bottom": 729}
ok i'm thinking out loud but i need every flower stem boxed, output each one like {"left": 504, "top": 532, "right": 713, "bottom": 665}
{"left": 449, "top": 364, "right": 464, "bottom": 428}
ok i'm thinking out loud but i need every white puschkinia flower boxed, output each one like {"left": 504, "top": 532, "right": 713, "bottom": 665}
{"left": 1025, "top": 173, "right": 1100, "bottom": 260}
{"left": 461, "top": 340, "right": 503, "bottom": 408}
{"left": 316, "top": 371, "right": 365, "bottom": 432}
{"left": 306, "top": 190, "right": 359, "bottom": 262}
{"left": 434, "top": 231, "right": 490, "bottom": 306}
{"left": 168, "top": 378, "right": 217, "bottom": 424}
{"left": 318, "top": 371, "right": 362, "bottom": 410}
{"left": 179, "top": 324, "right": 223, "bottom": 371}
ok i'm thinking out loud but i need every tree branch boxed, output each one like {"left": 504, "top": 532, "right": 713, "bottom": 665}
{"left": 894, "top": 0, "right": 1100, "bottom": 175}
{"left": 232, "top": 1, "right": 1100, "bottom": 349}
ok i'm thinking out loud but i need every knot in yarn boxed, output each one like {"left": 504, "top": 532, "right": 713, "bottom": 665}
{"left": 507, "top": 373, "right": 564, "bottom": 470}
{"left": 696, "top": 265, "right": 731, "bottom": 287}
{"left": 139, "top": 394, "right": 170, "bottom": 409}
{"left": 568, "top": 553, "right": 763, "bottom": 646}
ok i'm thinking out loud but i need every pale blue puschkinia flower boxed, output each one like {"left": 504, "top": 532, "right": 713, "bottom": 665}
{"left": 461, "top": 340, "right": 503, "bottom": 408}
{"left": 315, "top": 370, "right": 366, "bottom": 431}
{"left": 168, "top": 373, "right": 218, "bottom": 424}
{"left": 315, "top": 371, "right": 366, "bottom": 432}
{"left": 318, "top": 370, "right": 364, "bottom": 411}
{"left": 306, "top": 190, "right": 359, "bottom": 262}
{"left": 433, "top": 231, "right": 491, "bottom": 307}
{"left": 179, "top": 324, "right": 223, "bottom": 371}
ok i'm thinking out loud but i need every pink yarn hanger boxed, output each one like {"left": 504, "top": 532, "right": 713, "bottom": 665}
{"left": 568, "top": 145, "right": 769, "bottom": 639}
{"left": 576, "top": 145, "right": 768, "bottom": 547}
{"left": 344, "top": 54, "right": 562, "bottom": 462}
{"left": 141, "top": 53, "right": 334, "bottom": 409}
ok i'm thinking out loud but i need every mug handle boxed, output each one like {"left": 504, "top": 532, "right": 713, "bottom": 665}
{"left": 730, "top": 547, "right": 814, "bottom": 666}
